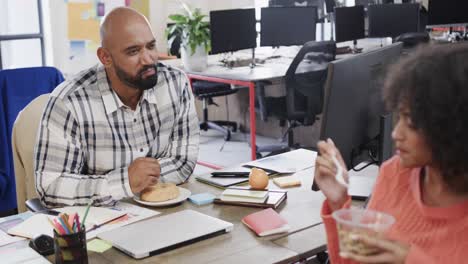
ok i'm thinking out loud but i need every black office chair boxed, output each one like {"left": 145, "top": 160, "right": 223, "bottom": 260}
{"left": 192, "top": 81, "right": 238, "bottom": 141}
{"left": 256, "top": 41, "right": 336, "bottom": 155}
{"left": 166, "top": 24, "right": 239, "bottom": 141}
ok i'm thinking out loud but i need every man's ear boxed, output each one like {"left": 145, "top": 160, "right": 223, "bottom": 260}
{"left": 97, "top": 47, "right": 112, "bottom": 67}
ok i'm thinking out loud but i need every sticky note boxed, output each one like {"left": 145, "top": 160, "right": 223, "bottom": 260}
{"left": 87, "top": 239, "right": 112, "bottom": 253}
{"left": 189, "top": 193, "right": 216, "bottom": 205}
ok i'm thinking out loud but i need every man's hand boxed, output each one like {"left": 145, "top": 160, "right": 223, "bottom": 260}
{"left": 340, "top": 235, "right": 410, "bottom": 264}
{"left": 128, "top": 157, "right": 161, "bottom": 194}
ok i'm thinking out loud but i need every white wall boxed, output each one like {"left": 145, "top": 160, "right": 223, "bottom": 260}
{"left": 48, "top": 0, "right": 254, "bottom": 77}
{"left": 49, "top": 0, "right": 71, "bottom": 75}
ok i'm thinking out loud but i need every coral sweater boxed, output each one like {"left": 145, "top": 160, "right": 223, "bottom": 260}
{"left": 321, "top": 156, "right": 468, "bottom": 263}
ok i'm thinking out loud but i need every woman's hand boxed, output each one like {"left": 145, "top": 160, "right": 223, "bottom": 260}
{"left": 314, "top": 138, "right": 349, "bottom": 211}
{"left": 340, "top": 235, "right": 410, "bottom": 264}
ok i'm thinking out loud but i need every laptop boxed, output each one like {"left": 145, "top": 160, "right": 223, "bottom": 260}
{"left": 97, "top": 210, "right": 233, "bottom": 259}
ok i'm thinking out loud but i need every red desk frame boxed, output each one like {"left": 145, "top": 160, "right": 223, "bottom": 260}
{"left": 187, "top": 74, "right": 257, "bottom": 160}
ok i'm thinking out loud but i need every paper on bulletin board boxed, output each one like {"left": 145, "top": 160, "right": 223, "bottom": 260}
{"left": 130, "top": 0, "right": 150, "bottom": 20}
{"left": 103, "top": 0, "right": 125, "bottom": 15}
{"left": 68, "top": 2, "right": 100, "bottom": 42}
{"left": 69, "top": 40, "right": 86, "bottom": 59}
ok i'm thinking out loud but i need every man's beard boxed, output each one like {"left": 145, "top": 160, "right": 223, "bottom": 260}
{"left": 114, "top": 64, "right": 158, "bottom": 90}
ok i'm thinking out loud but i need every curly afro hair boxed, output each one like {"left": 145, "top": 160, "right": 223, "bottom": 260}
{"left": 383, "top": 43, "right": 468, "bottom": 194}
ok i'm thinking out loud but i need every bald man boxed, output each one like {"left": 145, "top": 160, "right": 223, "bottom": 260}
{"left": 34, "top": 7, "right": 199, "bottom": 207}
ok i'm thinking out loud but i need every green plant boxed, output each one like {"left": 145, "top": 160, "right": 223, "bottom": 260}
{"left": 166, "top": 3, "right": 210, "bottom": 56}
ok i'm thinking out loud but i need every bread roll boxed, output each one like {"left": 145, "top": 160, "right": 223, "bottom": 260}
{"left": 141, "top": 182, "right": 180, "bottom": 202}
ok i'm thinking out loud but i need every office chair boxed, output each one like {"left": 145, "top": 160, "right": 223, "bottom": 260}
{"left": 256, "top": 41, "right": 336, "bottom": 156}
{"left": 167, "top": 23, "right": 182, "bottom": 58}
{"left": 12, "top": 94, "right": 50, "bottom": 213}
{"left": 192, "top": 81, "right": 238, "bottom": 141}
{"left": 0, "top": 67, "right": 64, "bottom": 215}
{"left": 166, "top": 24, "right": 239, "bottom": 141}
{"left": 394, "top": 32, "right": 430, "bottom": 48}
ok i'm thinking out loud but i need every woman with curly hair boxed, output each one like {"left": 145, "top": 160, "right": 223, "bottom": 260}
{"left": 315, "top": 43, "right": 468, "bottom": 263}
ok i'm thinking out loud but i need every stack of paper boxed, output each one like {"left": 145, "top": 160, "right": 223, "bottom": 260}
{"left": 220, "top": 189, "right": 268, "bottom": 203}
{"left": 242, "top": 208, "right": 290, "bottom": 236}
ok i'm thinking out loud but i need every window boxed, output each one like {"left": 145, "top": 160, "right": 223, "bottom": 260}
{"left": 0, "top": 0, "right": 45, "bottom": 70}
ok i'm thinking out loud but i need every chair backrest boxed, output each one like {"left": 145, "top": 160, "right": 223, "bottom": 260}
{"left": 12, "top": 94, "right": 50, "bottom": 213}
{"left": 0, "top": 66, "right": 63, "bottom": 213}
{"left": 167, "top": 23, "right": 182, "bottom": 58}
{"left": 285, "top": 40, "right": 336, "bottom": 125}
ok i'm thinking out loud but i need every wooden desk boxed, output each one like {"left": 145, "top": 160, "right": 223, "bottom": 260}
{"left": 52, "top": 167, "right": 328, "bottom": 264}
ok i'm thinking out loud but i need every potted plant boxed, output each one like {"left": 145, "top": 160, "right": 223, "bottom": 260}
{"left": 167, "top": 3, "right": 211, "bottom": 72}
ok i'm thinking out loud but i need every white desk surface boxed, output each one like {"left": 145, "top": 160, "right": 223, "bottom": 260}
{"left": 164, "top": 38, "right": 389, "bottom": 83}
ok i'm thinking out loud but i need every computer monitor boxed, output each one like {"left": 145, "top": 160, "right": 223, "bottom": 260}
{"left": 261, "top": 7, "right": 317, "bottom": 47}
{"left": 269, "top": 0, "right": 325, "bottom": 19}
{"left": 334, "top": 6, "right": 365, "bottom": 43}
{"left": 210, "top": 9, "right": 257, "bottom": 54}
{"left": 324, "top": 0, "right": 335, "bottom": 14}
{"left": 320, "top": 42, "right": 403, "bottom": 169}
{"left": 427, "top": 0, "right": 468, "bottom": 27}
{"left": 368, "top": 3, "right": 420, "bottom": 38}
{"left": 355, "top": 0, "right": 377, "bottom": 8}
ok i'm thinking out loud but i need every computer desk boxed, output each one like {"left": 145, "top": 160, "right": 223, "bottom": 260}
{"left": 165, "top": 39, "right": 388, "bottom": 160}
{"left": 165, "top": 52, "right": 293, "bottom": 161}
{"left": 41, "top": 167, "right": 328, "bottom": 263}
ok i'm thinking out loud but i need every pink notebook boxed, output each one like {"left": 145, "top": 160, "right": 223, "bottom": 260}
{"left": 242, "top": 208, "right": 290, "bottom": 236}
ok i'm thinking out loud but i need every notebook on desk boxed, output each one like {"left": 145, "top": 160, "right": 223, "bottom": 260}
{"left": 210, "top": 165, "right": 276, "bottom": 177}
{"left": 195, "top": 173, "right": 250, "bottom": 188}
{"left": 214, "top": 187, "right": 287, "bottom": 209}
{"left": 97, "top": 210, "right": 233, "bottom": 259}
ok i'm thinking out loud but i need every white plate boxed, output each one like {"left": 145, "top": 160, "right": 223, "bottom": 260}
{"left": 133, "top": 187, "right": 191, "bottom": 207}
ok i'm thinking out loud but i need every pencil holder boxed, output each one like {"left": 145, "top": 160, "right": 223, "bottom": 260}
{"left": 54, "top": 228, "right": 88, "bottom": 264}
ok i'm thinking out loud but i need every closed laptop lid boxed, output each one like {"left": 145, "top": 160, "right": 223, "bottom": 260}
{"left": 98, "top": 210, "right": 233, "bottom": 259}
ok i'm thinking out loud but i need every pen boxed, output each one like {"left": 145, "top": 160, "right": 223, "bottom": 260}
{"left": 81, "top": 202, "right": 92, "bottom": 230}
{"left": 53, "top": 218, "right": 66, "bottom": 235}
{"left": 75, "top": 214, "right": 81, "bottom": 232}
{"left": 47, "top": 217, "right": 61, "bottom": 234}
{"left": 61, "top": 214, "right": 73, "bottom": 233}
{"left": 57, "top": 217, "right": 70, "bottom": 234}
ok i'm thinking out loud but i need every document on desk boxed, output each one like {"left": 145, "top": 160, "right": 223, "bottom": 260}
{"left": 243, "top": 149, "right": 317, "bottom": 173}
{"left": 7, "top": 213, "right": 54, "bottom": 238}
{"left": 85, "top": 201, "right": 160, "bottom": 240}
{"left": 56, "top": 205, "right": 127, "bottom": 229}
{"left": 0, "top": 211, "right": 32, "bottom": 246}
{"left": 0, "top": 245, "right": 50, "bottom": 264}
{"left": 0, "top": 229, "right": 25, "bottom": 247}
{"left": 7, "top": 202, "right": 159, "bottom": 240}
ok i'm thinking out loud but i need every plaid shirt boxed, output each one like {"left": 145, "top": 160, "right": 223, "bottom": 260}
{"left": 34, "top": 63, "right": 199, "bottom": 207}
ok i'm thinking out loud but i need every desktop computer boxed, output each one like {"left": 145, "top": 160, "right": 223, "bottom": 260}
{"left": 334, "top": 5, "right": 365, "bottom": 53}
{"left": 324, "top": 0, "right": 335, "bottom": 14}
{"left": 368, "top": 3, "right": 420, "bottom": 39}
{"left": 354, "top": 0, "right": 377, "bottom": 8}
{"left": 427, "top": 0, "right": 468, "bottom": 27}
{"left": 320, "top": 42, "right": 403, "bottom": 169}
{"left": 260, "top": 6, "right": 317, "bottom": 47}
{"left": 210, "top": 8, "right": 257, "bottom": 54}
